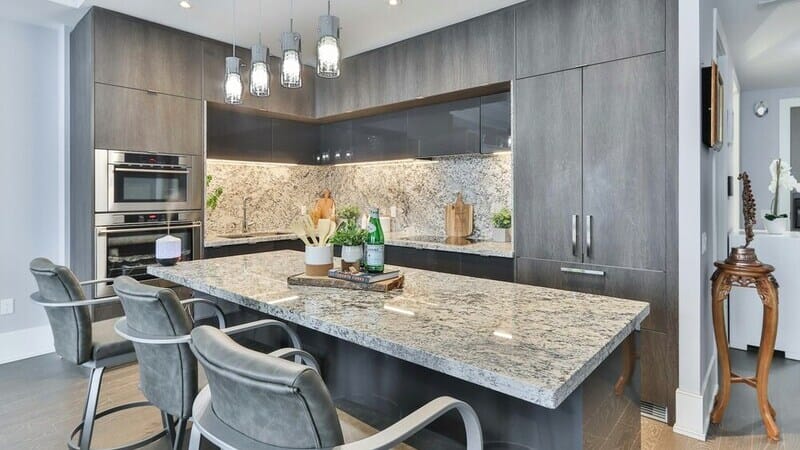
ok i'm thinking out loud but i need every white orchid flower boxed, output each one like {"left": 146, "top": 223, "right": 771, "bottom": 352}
{"left": 768, "top": 159, "right": 800, "bottom": 194}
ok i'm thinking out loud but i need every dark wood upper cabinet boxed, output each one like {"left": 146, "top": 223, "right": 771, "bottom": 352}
{"left": 93, "top": 9, "right": 202, "bottom": 99}
{"left": 95, "top": 84, "right": 202, "bottom": 155}
{"left": 206, "top": 104, "right": 272, "bottom": 162}
{"left": 480, "top": 92, "right": 511, "bottom": 154}
{"left": 351, "top": 110, "right": 412, "bottom": 163}
{"left": 582, "top": 53, "right": 666, "bottom": 271}
{"left": 316, "top": 8, "right": 513, "bottom": 117}
{"left": 515, "top": 0, "right": 665, "bottom": 79}
{"left": 272, "top": 118, "right": 319, "bottom": 164}
{"left": 514, "top": 70, "right": 582, "bottom": 263}
{"left": 408, "top": 98, "right": 480, "bottom": 158}
{"left": 319, "top": 121, "right": 353, "bottom": 165}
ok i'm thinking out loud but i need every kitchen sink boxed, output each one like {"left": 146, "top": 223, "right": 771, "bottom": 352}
{"left": 218, "top": 231, "right": 293, "bottom": 239}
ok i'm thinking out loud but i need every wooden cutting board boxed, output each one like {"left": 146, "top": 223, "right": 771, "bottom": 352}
{"left": 287, "top": 273, "right": 405, "bottom": 293}
{"left": 445, "top": 193, "right": 474, "bottom": 238}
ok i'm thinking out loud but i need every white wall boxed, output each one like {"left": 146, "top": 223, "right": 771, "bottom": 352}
{"left": 0, "top": 18, "right": 67, "bottom": 363}
{"left": 740, "top": 86, "right": 800, "bottom": 221}
{"left": 675, "top": 0, "right": 739, "bottom": 441}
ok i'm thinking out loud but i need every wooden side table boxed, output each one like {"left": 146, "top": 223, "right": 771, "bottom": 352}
{"left": 710, "top": 247, "right": 780, "bottom": 441}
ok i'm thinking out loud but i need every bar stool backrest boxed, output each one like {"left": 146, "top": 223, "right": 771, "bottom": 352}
{"left": 29, "top": 258, "right": 92, "bottom": 365}
{"left": 113, "top": 276, "right": 197, "bottom": 419}
{"left": 190, "top": 325, "right": 345, "bottom": 448}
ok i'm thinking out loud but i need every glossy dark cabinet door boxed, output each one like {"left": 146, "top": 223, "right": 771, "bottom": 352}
{"left": 480, "top": 92, "right": 511, "bottom": 154}
{"left": 206, "top": 104, "right": 272, "bottom": 162}
{"left": 319, "top": 121, "right": 352, "bottom": 165}
{"left": 272, "top": 118, "right": 319, "bottom": 164}
{"left": 351, "top": 110, "right": 412, "bottom": 162}
{"left": 409, "top": 98, "right": 481, "bottom": 157}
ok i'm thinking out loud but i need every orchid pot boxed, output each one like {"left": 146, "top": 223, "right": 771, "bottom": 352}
{"left": 764, "top": 159, "right": 800, "bottom": 235}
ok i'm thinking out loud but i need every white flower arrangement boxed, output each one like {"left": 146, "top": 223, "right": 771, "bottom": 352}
{"left": 765, "top": 158, "right": 800, "bottom": 221}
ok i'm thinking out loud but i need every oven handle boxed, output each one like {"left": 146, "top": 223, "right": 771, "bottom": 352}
{"left": 113, "top": 167, "right": 191, "bottom": 175}
{"left": 97, "top": 222, "right": 202, "bottom": 235}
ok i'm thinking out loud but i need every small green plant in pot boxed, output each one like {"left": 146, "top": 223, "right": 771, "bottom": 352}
{"left": 330, "top": 221, "right": 369, "bottom": 271}
{"left": 491, "top": 208, "right": 512, "bottom": 243}
{"left": 338, "top": 205, "right": 361, "bottom": 225}
{"left": 205, "top": 175, "right": 224, "bottom": 211}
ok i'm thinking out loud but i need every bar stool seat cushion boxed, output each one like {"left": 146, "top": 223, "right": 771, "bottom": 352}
{"left": 91, "top": 318, "right": 135, "bottom": 361}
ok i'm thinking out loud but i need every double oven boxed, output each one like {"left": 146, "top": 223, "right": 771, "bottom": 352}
{"left": 94, "top": 149, "right": 202, "bottom": 298}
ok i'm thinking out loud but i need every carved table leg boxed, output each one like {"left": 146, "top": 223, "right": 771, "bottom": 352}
{"left": 710, "top": 272, "right": 732, "bottom": 424}
{"left": 614, "top": 334, "right": 636, "bottom": 396}
{"left": 756, "top": 278, "right": 780, "bottom": 441}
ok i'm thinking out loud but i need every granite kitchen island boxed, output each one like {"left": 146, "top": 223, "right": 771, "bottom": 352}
{"left": 149, "top": 250, "right": 649, "bottom": 449}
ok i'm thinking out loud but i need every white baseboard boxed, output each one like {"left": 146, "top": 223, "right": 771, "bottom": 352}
{"left": 673, "top": 353, "right": 719, "bottom": 441}
{"left": 0, "top": 325, "right": 54, "bottom": 365}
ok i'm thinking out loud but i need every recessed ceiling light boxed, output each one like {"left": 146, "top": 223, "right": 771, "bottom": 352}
{"left": 388, "top": 0, "right": 402, "bottom": 6}
{"left": 179, "top": 1, "right": 191, "bottom": 9}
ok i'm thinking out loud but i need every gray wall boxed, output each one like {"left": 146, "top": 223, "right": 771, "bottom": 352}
{"left": 0, "top": 19, "right": 63, "bottom": 335}
{"left": 740, "top": 86, "right": 800, "bottom": 221}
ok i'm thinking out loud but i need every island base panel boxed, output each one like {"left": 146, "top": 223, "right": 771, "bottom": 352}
{"left": 231, "top": 310, "right": 640, "bottom": 450}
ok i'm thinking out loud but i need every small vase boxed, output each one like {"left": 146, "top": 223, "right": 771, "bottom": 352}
{"left": 492, "top": 228, "right": 511, "bottom": 243}
{"left": 764, "top": 217, "right": 788, "bottom": 235}
{"left": 340, "top": 245, "right": 363, "bottom": 272}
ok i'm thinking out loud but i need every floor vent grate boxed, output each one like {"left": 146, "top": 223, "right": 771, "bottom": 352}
{"left": 641, "top": 401, "right": 668, "bottom": 423}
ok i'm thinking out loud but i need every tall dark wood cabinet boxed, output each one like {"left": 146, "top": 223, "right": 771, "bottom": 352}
{"left": 513, "top": 0, "right": 677, "bottom": 424}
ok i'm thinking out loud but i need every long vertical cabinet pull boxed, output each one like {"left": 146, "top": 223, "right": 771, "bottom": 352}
{"left": 585, "top": 215, "right": 593, "bottom": 258}
{"left": 571, "top": 215, "right": 578, "bottom": 256}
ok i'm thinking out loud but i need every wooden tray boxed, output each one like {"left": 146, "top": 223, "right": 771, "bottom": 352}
{"left": 287, "top": 273, "right": 405, "bottom": 293}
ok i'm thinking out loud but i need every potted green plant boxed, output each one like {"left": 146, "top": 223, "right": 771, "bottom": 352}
{"left": 330, "top": 220, "right": 369, "bottom": 270}
{"left": 337, "top": 205, "right": 361, "bottom": 225}
{"left": 763, "top": 158, "right": 800, "bottom": 234}
{"left": 491, "top": 208, "right": 512, "bottom": 242}
{"left": 205, "top": 175, "right": 224, "bottom": 211}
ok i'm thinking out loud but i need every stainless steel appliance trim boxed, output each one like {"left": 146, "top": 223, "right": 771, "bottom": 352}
{"left": 571, "top": 214, "right": 578, "bottom": 256}
{"left": 94, "top": 210, "right": 203, "bottom": 226}
{"left": 107, "top": 150, "right": 193, "bottom": 167}
{"left": 95, "top": 149, "right": 108, "bottom": 212}
{"left": 560, "top": 267, "right": 605, "bottom": 277}
{"left": 585, "top": 215, "right": 593, "bottom": 258}
{"left": 112, "top": 167, "right": 191, "bottom": 175}
{"left": 97, "top": 222, "right": 201, "bottom": 235}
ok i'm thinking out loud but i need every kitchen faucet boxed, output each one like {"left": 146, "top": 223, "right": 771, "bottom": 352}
{"left": 242, "top": 197, "right": 253, "bottom": 234}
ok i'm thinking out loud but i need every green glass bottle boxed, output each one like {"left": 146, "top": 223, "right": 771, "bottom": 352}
{"left": 364, "top": 207, "right": 385, "bottom": 273}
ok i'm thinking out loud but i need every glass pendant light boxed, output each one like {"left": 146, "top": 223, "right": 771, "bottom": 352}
{"left": 316, "top": 0, "right": 341, "bottom": 79}
{"left": 250, "top": 0, "right": 270, "bottom": 97}
{"left": 280, "top": 0, "right": 302, "bottom": 89}
{"left": 224, "top": 0, "right": 242, "bottom": 104}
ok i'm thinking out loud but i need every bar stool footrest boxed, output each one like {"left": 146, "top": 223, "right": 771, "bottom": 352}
{"left": 68, "top": 401, "right": 168, "bottom": 450}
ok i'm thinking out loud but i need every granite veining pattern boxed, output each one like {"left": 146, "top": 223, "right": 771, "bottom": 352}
{"left": 149, "top": 251, "right": 648, "bottom": 409}
{"left": 205, "top": 153, "right": 512, "bottom": 240}
{"left": 204, "top": 231, "right": 514, "bottom": 258}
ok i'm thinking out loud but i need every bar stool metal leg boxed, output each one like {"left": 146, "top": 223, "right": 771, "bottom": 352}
{"left": 79, "top": 367, "right": 105, "bottom": 450}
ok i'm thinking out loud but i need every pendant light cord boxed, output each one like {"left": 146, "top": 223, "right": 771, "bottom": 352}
{"left": 290, "top": 0, "right": 294, "bottom": 32}
{"left": 258, "top": 0, "right": 263, "bottom": 44}
{"left": 231, "top": 0, "right": 236, "bottom": 56}
{"left": 328, "top": 0, "right": 331, "bottom": 15}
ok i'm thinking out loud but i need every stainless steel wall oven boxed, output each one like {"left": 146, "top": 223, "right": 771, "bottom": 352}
{"left": 94, "top": 211, "right": 202, "bottom": 297}
{"left": 95, "top": 149, "right": 201, "bottom": 212}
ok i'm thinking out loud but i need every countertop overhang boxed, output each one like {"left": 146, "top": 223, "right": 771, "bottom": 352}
{"left": 204, "top": 231, "right": 515, "bottom": 258}
{"left": 148, "top": 250, "right": 648, "bottom": 409}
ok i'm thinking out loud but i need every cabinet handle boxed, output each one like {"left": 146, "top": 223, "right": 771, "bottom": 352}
{"left": 571, "top": 215, "right": 578, "bottom": 256}
{"left": 585, "top": 215, "right": 593, "bottom": 258}
{"left": 560, "top": 267, "right": 605, "bottom": 277}
{"left": 145, "top": 89, "right": 158, "bottom": 95}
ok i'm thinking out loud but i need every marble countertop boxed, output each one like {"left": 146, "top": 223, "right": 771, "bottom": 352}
{"left": 204, "top": 231, "right": 514, "bottom": 258}
{"left": 149, "top": 250, "right": 648, "bottom": 409}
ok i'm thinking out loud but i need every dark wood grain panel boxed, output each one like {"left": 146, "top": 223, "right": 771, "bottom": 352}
{"left": 95, "top": 84, "right": 203, "bottom": 155}
{"left": 513, "top": 70, "right": 583, "bottom": 262}
{"left": 582, "top": 53, "right": 666, "bottom": 271}
{"left": 638, "top": 330, "right": 670, "bottom": 407}
{"left": 515, "top": 0, "right": 665, "bottom": 78}
{"left": 515, "top": 257, "right": 666, "bottom": 332}
{"left": 69, "top": 10, "right": 95, "bottom": 282}
{"left": 94, "top": 8, "right": 202, "bottom": 98}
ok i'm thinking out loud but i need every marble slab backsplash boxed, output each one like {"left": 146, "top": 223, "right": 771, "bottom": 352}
{"left": 205, "top": 153, "right": 512, "bottom": 239}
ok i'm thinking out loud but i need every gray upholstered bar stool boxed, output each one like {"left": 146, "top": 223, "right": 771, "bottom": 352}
{"left": 112, "top": 276, "right": 309, "bottom": 450}
{"left": 28, "top": 258, "right": 166, "bottom": 450}
{"left": 187, "top": 325, "right": 484, "bottom": 450}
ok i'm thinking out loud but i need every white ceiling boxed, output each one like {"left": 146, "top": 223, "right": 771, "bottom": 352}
{"left": 0, "top": 0, "right": 525, "bottom": 64}
{"left": 715, "top": 0, "right": 800, "bottom": 91}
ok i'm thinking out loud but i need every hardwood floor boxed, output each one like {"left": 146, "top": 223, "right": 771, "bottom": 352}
{"left": 643, "top": 349, "right": 800, "bottom": 449}
{"left": 0, "top": 348, "right": 797, "bottom": 449}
